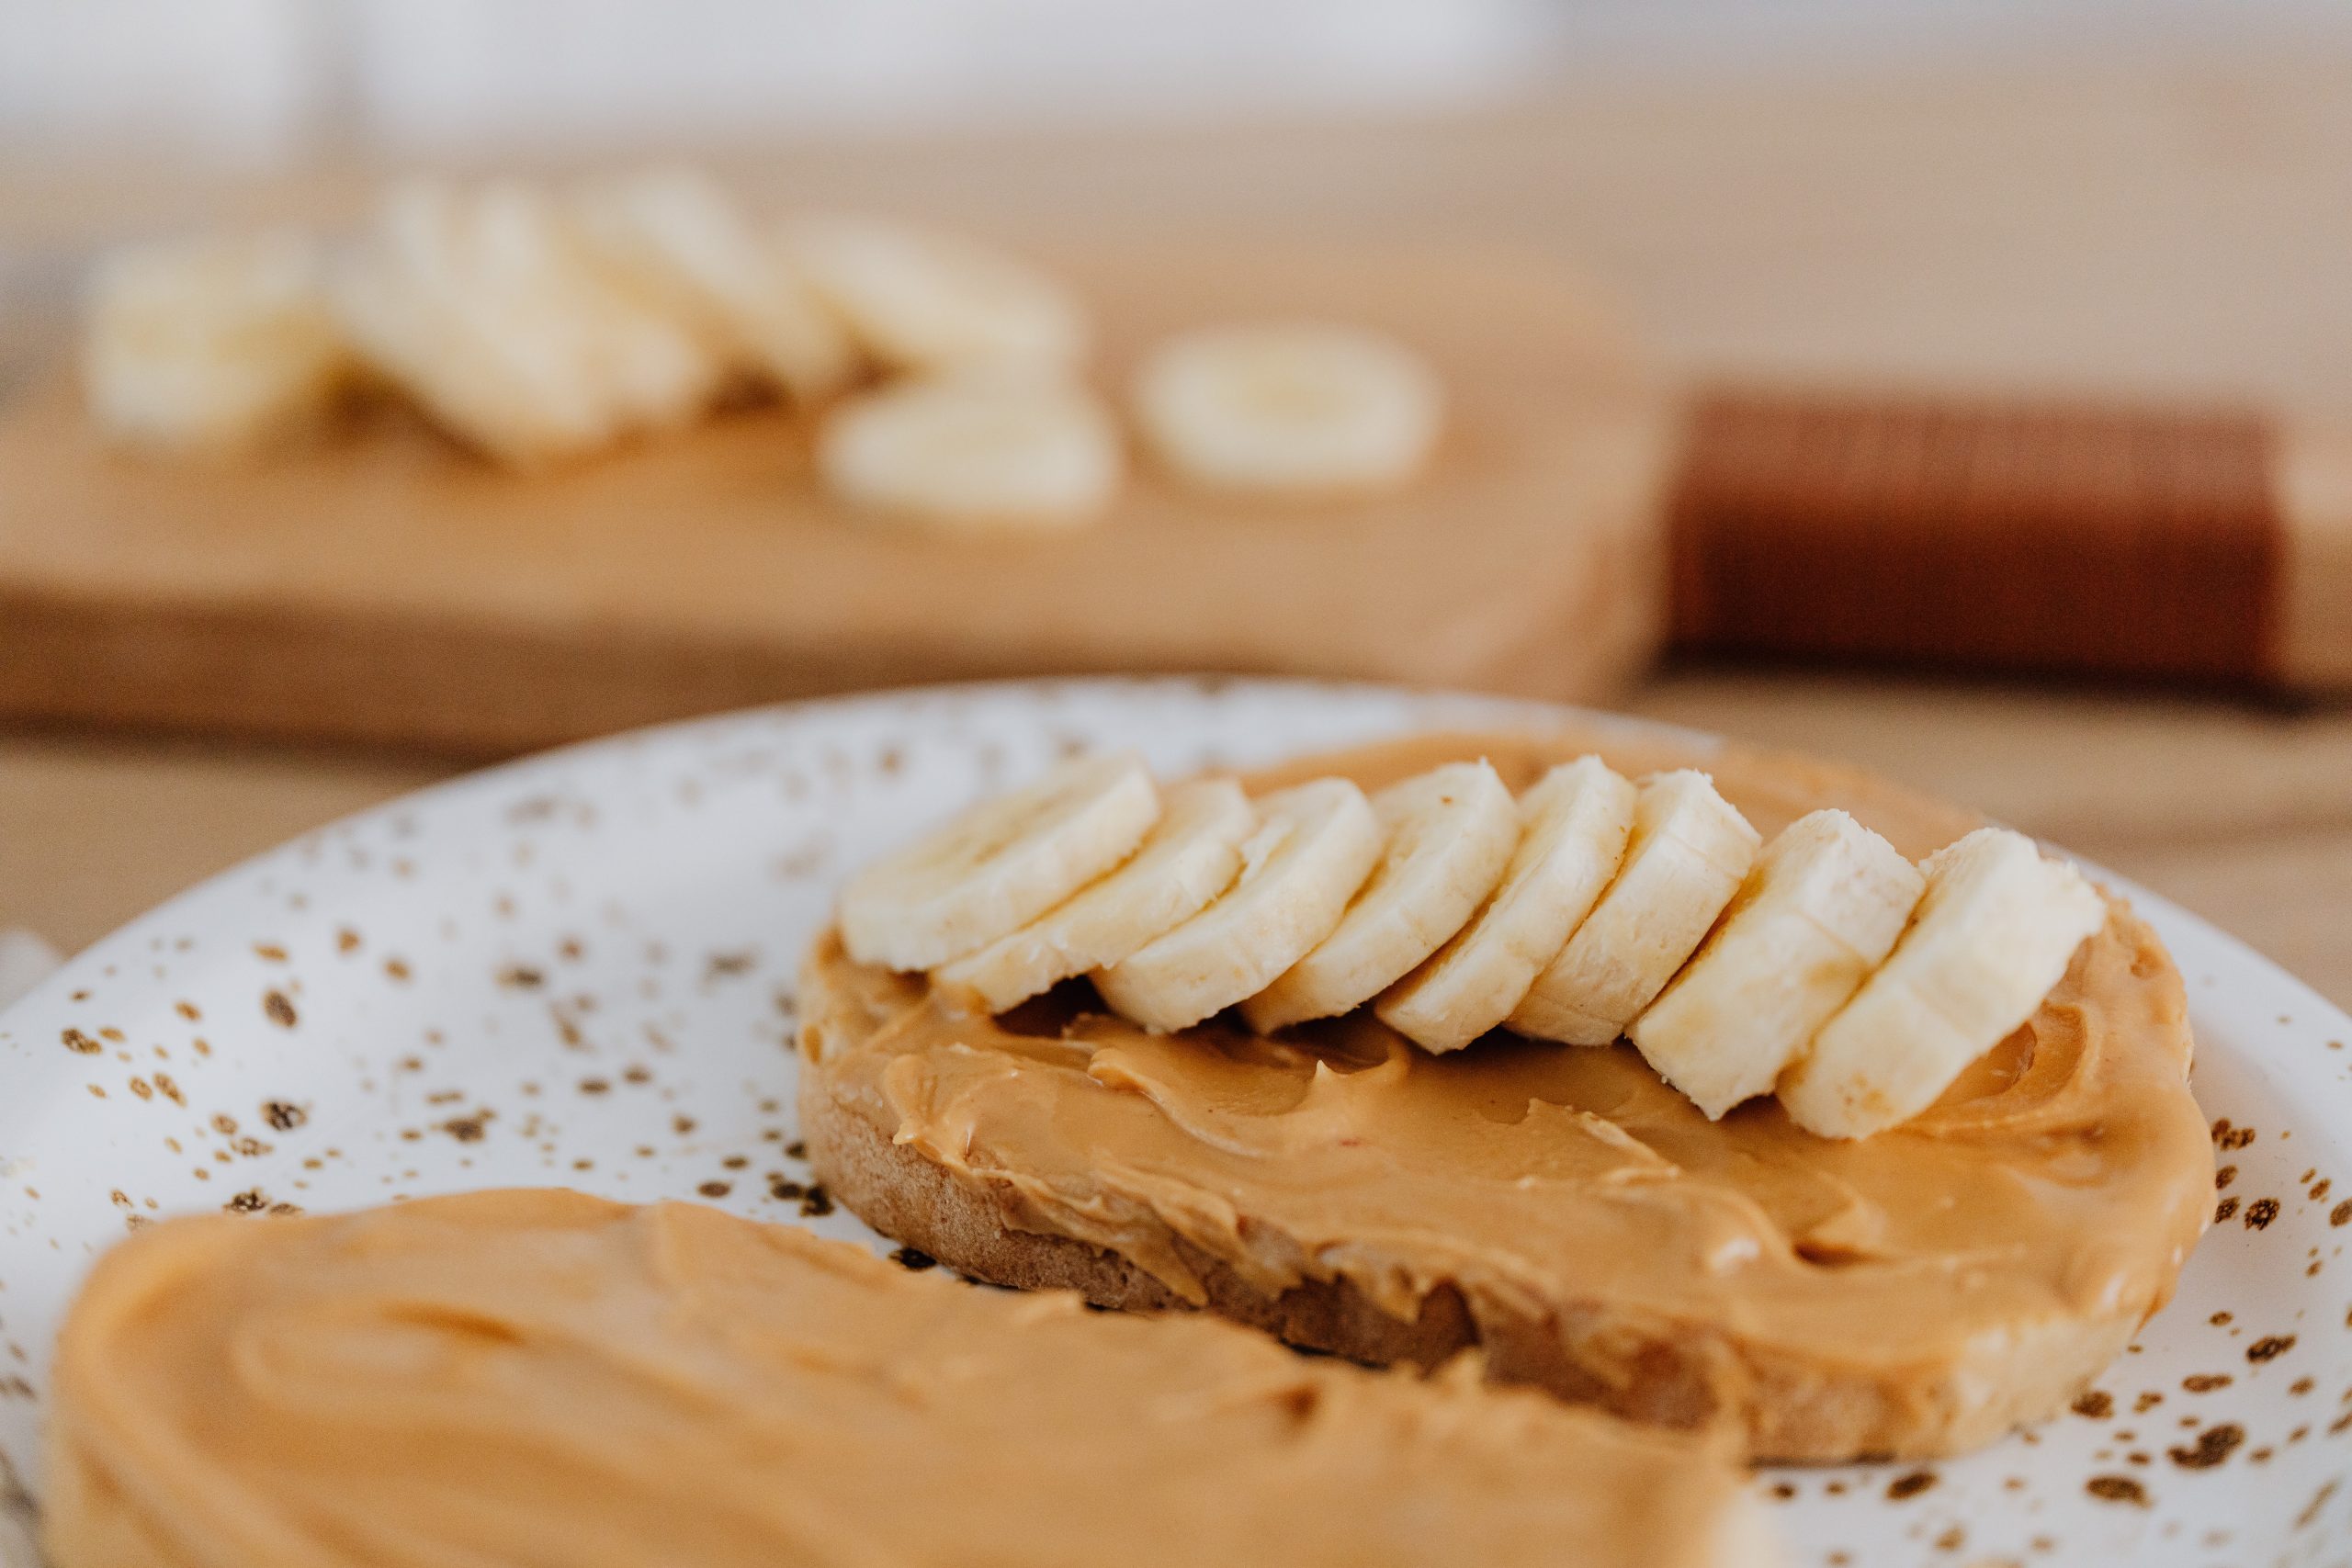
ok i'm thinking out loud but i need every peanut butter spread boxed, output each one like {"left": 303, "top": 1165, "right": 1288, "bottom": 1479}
{"left": 801, "top": 729, "right": 2215, "bottom": 1455}
{"left": 44, "top": 1189, "right": 1758, "bottom": 1568}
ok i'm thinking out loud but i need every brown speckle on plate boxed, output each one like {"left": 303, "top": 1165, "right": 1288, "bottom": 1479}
{"left": 436, "top": 1112, "right": 492, "bottom": 1143}
{"left": 2166, "top": 1424, "right": 2244, "bottom": 1469}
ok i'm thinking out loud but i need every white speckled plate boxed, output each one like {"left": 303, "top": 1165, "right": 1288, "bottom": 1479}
{"left": 2, "top": 679, "right": 2347, "bottom": 1567}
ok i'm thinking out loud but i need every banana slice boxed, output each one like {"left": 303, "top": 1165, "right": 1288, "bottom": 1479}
{"left": 1131, "top": 321, "right": 1443, "bottom": 497}
{"left": 1239, "top": 761, "right": 1517, "bottom": 1032}
{"left": 1777, "top": 828, "right": 2107, "bottom": 1140}
{"left": 1508, "top": 771, "right": 1761, "bottom": 1046}
{"left": 783, "top": 214, "right": 1088, "bottom": 374}
{"left": 572, "top": 167, "right": 860, "bottom": 403}
{"left": 838, "top": 751, "right": 1159, "bottom": 972}
{"left": 419, "top": 180, "right": 726, "bottom": 436}
{"left": 1627, "top": 810, "right": 1925, "bottom": 1119}
{"left": 332, "top": 189, "right": 606, "bottom": 463}
{"left": 333, "top": 180, "right": 724, "bottom": 465}
{"left": 933, "top": 778, "right": 1254, "bottom": 1013}
{"left": 1376, "top": 756, "right": 1636, "bottom": 1054}
{"left": 817, "top": 373, "right": 1124, "bottom": 533}
{"left": 1095, "top": 778, "right": 1382, "bottom": 1033}
{"left": 83, "top": 230, "right": 350, "bottom": 454}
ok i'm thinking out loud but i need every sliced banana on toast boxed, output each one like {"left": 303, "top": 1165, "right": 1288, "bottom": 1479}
{"left": 1778, "top": 827, "right": 2106, "bottom": 1140}
{"left": 1095, "top": 778, "right": 1382, "bottom": 1033}
{"left": 838, "top": 751, "right": 1159, "bottom": 973}
{"left": 571, "top": 166, "right": 860, "bottom": 403}
{"left": 1628, "top": 809, "right": 1924, "bottom": 1119}
{"left": 1132, "top": 322, "right": 1442, "bottom": 496}
{"left": 1240, "top": 761, "right": 1518, "bottom": 1032}
{"left": 837, "top": 750, "right": 2112, "bottom": 1145}
{"left": 934, "top": 778, "right": 1254, "bottom": 1014}
{"left": 784, "top": 214, "right": 1088, "bottom": 375}
{"left": 1508, "top": 771, "right": 1761, "bottom": 1047}
{"left": 817, "top": 373, "right": 1124, "bottom": 533}
{"left": 1377, "top": 756, "right": 1637, "bottom": 1054}
{"left": 84, "top": 230, "right": 351, "bottom": 454}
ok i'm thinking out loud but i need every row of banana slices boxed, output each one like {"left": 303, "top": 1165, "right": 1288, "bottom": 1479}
{"left": 82, "top": 168, "right": 1444, "bottom": 530}
{"left": 836, "top": 750, "right": 2108, "bottom": 1140}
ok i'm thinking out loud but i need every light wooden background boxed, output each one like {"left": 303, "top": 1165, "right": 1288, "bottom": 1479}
{"left": 6, "top": 47, "right": 2351, "bottom": 1005}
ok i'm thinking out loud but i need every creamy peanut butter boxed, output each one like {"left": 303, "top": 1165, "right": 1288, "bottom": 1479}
{"left": 801, "top": 729, "right": 2215, "bottom": 1460}
{"left": 44, "top": 1189, "right": 1758, "bottom": 1568}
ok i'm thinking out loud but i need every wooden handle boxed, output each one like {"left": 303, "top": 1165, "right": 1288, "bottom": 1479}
{"left": 1667, "top": 388, "right": 2352, "bottom": 688}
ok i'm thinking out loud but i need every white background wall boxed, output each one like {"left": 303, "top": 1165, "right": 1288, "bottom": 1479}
{"left": 4, "top": 0, "right": 2349, "bottom": 165}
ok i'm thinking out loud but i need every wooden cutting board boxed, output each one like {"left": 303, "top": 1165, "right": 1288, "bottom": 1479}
{"left": 0, "top": 243, "right": 1671, "bottom": 754}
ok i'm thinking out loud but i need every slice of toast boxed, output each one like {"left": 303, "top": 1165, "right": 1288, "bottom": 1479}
{"left": 797, "top": 727, "right": 2214, "bottom": 1464}
{"left": 45, "top": 1189, "right": 1769, "bottom": 1568}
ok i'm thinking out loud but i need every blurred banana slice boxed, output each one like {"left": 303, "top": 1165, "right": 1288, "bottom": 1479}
{"left": 1240, "top": 761, "right": 1517, "bottom": 1032}
{"left": 838, "top": 750, "right": 1159, "bottom": 973}
{"left": 1628, "top": 810, "right": 1924, "bottom": 1119}
{"left": 83, "top": 230, "right": 350, "bottom": 454}
{"left": 1132, "top": 322, "right": 1442, "bottom": 497}
{"left": 817, "top": 372, "right": 1124, "bottom": 533}
{"left": 1377, "top": 756, "right": 1637, "bottom": 1054}
{"left": 934, "top": 778, "right": 1254, "bottom": 1014}
{"left": 1777, "top": 828, "right": 2106, "bottom": 1140}
{"left": 784, "top": 214, "right": 1088, "bottom": 375}
{"left": 572, "top": 167, "right": 859, "bottom": 403}
{"left": 1509, "top": 771, "right": 1760, "bottom": 1046}
{"left": 332, "top": 180, "right": 726, "bottom": 465}
{"left": 1095, "top": 778, "right": 1382, "bottom": 1033}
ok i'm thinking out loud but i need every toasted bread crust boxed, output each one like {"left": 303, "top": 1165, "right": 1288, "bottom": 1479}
{"left": 797, "top": 977, "right": 2141, "bottom": 1464}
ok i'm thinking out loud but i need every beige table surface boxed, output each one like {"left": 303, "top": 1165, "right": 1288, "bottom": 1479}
{"left": 6, "top": 46, "right": 2352, "bottom": 1007}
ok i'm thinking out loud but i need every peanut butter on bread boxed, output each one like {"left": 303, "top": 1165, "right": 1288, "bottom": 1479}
{"left": 45, "top": 1188, "right": 1767, "bottom": 1568}
{"left": 798, "top": 728, "right": 2215, "bottom": 1462}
